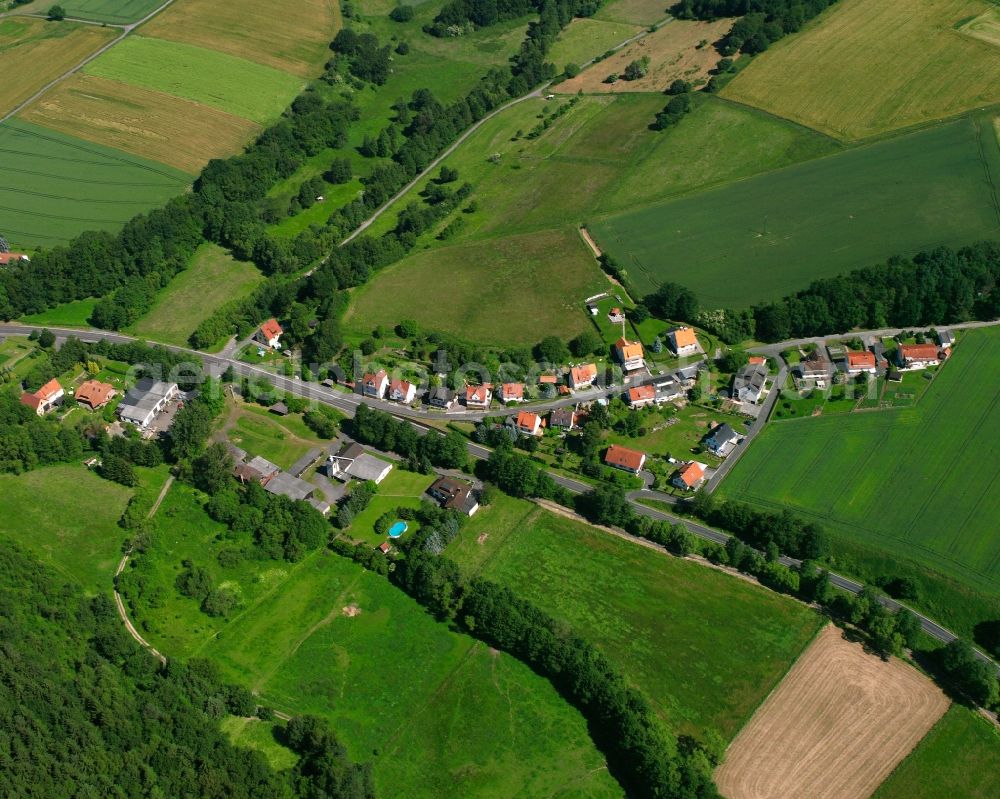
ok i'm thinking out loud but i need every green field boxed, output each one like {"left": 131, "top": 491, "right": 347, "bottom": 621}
{"left": 0, "top": 465, "right": 145, "bottom": 594}
{"left": 349, "top": 93, "right": 840, "bottom": 343}
{"left": 547, "top": 17, "right": 643, "bottom": 69}
{"left": 0, "top": 119, "right": 190, "bottom": 249}
{"left": 344, "top": 468, "right": 435, "bottom": 547}
{"left": 131, "top": 244, "right": 262, "bottom": 347}
{"left": 872, "top": 706, "right": 1000, "bottom": 799}
{"left": 21, "top": 297, "right": 97, "bottom": 326}
{"left": 447, "top": 495, "right": 823, "bottom": 739}
{"left": 10, "top": 0, "right": 164, "bottom": 23}
{"left": 590, "top": 114, "right": 1000, "bottom": 306}
{"left": 219, "top": 717, "right": 298, "bottom": 771}
{"left": 721, "top": 327, "right": 1000, "bottom": 633}
{"left": 83, "top": 36, "right": 304, "bottom": 123}
{"left": 227, "top": 410, "right": 316, "bottom": 471}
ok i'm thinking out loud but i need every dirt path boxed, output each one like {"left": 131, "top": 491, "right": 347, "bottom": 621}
{"left": 579, "top": 226, "right": 603, "bottom": 258}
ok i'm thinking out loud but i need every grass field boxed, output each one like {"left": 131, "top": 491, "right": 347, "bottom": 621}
{"left": 345, "top": 228, "right": 608, "bottom": 345}
{"left": 720, "top": 327, "right": 1000, "bottom": 633}
{"left": 83, "top": 36, "right": 304, "bottom": 124}
{"left": 716, "top": 625, "right": 949, "bottom": 799}
{"left": 22, "top": 74, "right": 262, "bottom": 173}
{"left": 226, "top": 411, "right": 315, "bottom": 471}
{"left": 722, "top": 0, "right": 1000, "bottom": 140}
{"left": 0, "top": 465, "right": 137, "bottom": 594}
{"left": 0, "top": 18, "right": 116, "bottom": 116}
{"left": 594, "top": 0, "right": 671, "bottom": 25}
{"left": 558, "top": 18, "right": 734, "bottom": 94}
{"left": 547, "top": 17, "right": 643, "bottom": 70}
{"left": 9, "top": 0, "right": 163, "bottom": 23}
{"left": 0, "top": 118, "right": 190, "bottom": 249}
{"left": 20, "top": 297, "right": 97, "bottom": 326}
{"left": 590, "top": 115, "right": 1000, "bottom": 306}
{"left": 871, "top": 706, "right": 1000, "bottom": 799}
{"left": 131, "top": 244, "right": 263, "bottom": 346}
{"left": 140, "top": 0, "right": 339, "bottom": 76}
{"left": 344, "top": 468, "right": 435, "bottom": 547}
{"left": 219, "top": 717, "right": 298, "bottom": 771}
{"left": 447, "top": 495, "right": 823, "bottom": 738}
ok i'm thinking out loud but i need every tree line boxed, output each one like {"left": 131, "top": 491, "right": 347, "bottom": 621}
{"left": 671, "top": 0, "right": 839, "bottom": 54}
{"left": 0, "top": 540, "right": 375, "bottom": 798}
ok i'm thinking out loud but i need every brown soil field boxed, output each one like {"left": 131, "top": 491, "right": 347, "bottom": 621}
{"left": 716, "top": 625, "right": 949, "bottom": 799}
{"left": 20, "top": 74, "right": 261, "bottom": 174}
{"left": 0, "top": 18, "right": 116, "bottom": 115}
{"left": 140, "top": 0, "right": 340, "bottom": 77}
{"left": 557, "top": 18, "right": 734, "bottom": 94}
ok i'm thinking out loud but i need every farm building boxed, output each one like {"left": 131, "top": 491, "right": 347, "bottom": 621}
{"left": 427, "top": 387, "right": 456, "bottom": 409}
{"left": 75, "top": 380, "right": 117, "bottom": 410}
{"left": 844, "top": 350, "right": 877, "bottom": 375}
{"left": 672, "top": 461, "right": 706, "bottom": 491}
{"left": 897, "top": 343, "right": 944, "bottom": 369}
{"left": 265, "top": 471, "right": 315, "bottom": 502}
{"left": 499, "top": 383, "right": 525, "bottom": 403}
{"left": 705, "top": 423, "right": 740, "bottom": 457}
{"left": 732, "top": 363, "right": 767, "bottom": 403}
{"left": 604, "top": 444, "right": 646, "bottom": 474}
{"left": 117, "top": 378, "right": 178, "bottom": 429}
{"left": 289, "top": 448, "right": 322, "bottom": 478}
{"left": 256, "top": 318, "right": 283, "bottom": 349}
{"left": 465, "top": 384, "right": 492, "bottom": 408}
{"left": 20, "top": 378, "right": 64, "bottom": 416}
{"left": 269, "top": 401, "right": 289, "bottom": 416}
{"left": 388, "top": 379, "right": 416, "bottom": 404}
{"left": 667, "top": 326, "right": 700, "bottom": 357}
{"left": 614, "top": 337, "right": 645, "bottom": 372}
{"left": 361, "top": 370, "right": 389, "bottom": 399}
{"left": 569, "top": 363, "right": 598, "bottom": 389}
{"left": 427, "top": 476, "right": 479, "bottom": 516}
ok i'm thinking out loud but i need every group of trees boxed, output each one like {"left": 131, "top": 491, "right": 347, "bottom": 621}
{"left": 672, "top": 0, "right": 839, "bottom": 54}
{"left": 0, "top": 541, "right": 375, "bottom": 797}
{"left": 349, "top": 403, "right": 469, "bottom": 471}
{"left": 330, "top": 28, "right": 394, "bottom": 84}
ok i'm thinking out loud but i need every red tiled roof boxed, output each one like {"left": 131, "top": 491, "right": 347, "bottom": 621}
{"left": 604, "top": 444, "right": 645, "bottom": 472}
{"left": 628, "top": 385, "right": 655, "bottom": 403}
{"left": 846, "top": 350, "right": 876, "bottom": 368}
{"left": 260, "top": 318, "right": 282, "bottom": 340}
{"left": 615, "top": 337, "right": 644, "bottom": 360}
{"left": 676, "top": 461, "right": 705, "bottom": 487}
{"left": 516, "top": 411, "right": 540, "bottom": 430}
{"left": 20, "top": 392, "right": 42, "bottom": 411}
{"left": 0, "top": 252, "right": 29, "bottom": 265}
{"left": 501, "top": 383, "right": 524, "bottom": 400}
{"left": 389, "top": 378, "right": 412, "bottom": 395}
{"left": 670, "top": 327, "right": 698, "bottom": 348}
{"left": 570, "top": 363, "right": 597, "bottom": 384}
{"left": 466, "top": 384, "right": 491, "bottom": 403}
{"left": 748, "top": 356, "right": 766, "bottom": 365}
{"left": 35, "top": 379, "right": 62, "bottom": 402}
{"left": 900, "top": 343, "right": 941, "bottom": 360}
{"left": 76, "top": 380, "right": 115, "bottom": 408}
{"left": 539, "top": 374, "right": 558, "bottom": 384}
{"left": 364, "top": 370, "right": 388, "bottom": 387}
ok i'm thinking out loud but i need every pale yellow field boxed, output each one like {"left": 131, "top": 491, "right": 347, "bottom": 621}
{"left": 0, "top": 18, "right": 115, "bottom": 115}
{"left": 140, "top": 0, "right": 340, "bottom": 77}
{"left": 716, "top": 626, "right": 949, "bottom": 799}
{"left": 558, "top": 18, "right": 734, "bottom": 94}
{"left": 20, "top": 74, "right": 261, "bottom": 174}
{"left": 722, "top": 0, "right": 1000, "bottom": 140}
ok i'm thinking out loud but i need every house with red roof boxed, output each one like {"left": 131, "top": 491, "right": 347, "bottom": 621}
{"left": 672, "top": 461, "right": 706, "bottom": 491}
{"left": 361, "top": 370, "right": 388, "bottom": 399}
{"left": 614, "top": 337, "right": 645, "bottom": 371}
{"left": 515, "top": 410, "right": 542, "bottom": 436}
{"left": 667, "top": 326, "right": 699, "bottom": 357}
{"left": 608, "top": 307, "right": 625, "bottom": 323}
{"left": 627, "top": 384, "right": 656, "bottom": 408}
{"left": 75, "top": 380, "right": 117, "bottom": 410}
{"left": 897, "top": 343, "right": 944, "bottom": 369}
{"left": 604, "top": 444, "right": 646, "bottom": 474}
{"left": 388, "top": 379, "right": 416, "bottom": 404}
{"left": 465, "top": 384, "right": 492, "bottom": 409}
{"left": 569, "top": 363, "right": 597, "bottom": 389}
{"left": 844, "top": 350, "right": 877, "bottom": 375}
{"left": 256, "top": 318, "right": 283, "bottom": 349}
{"left": 20, "top": 379, "right": 64, "bottom": 416}
{"left": 499, "top": 383, "right": 525, "bottom": 403}
{"left": 0, "top": 252, "right": 30, "bottom": 266}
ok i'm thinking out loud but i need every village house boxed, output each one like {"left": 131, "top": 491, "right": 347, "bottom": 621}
{"left": 747, "top": 356, "right": 767, "bottom": 366}
{"left": 74, "top": 380, "right": 116, "bottom": 410}
{"left": 793, "top": 357, "right": 835, "bottom": 388}
{"left": 256, "top": 318, "right": 283, "bottom": 349}
{"left": 0, "top": 252, "right": 30, "bottom": 266}
{"left": 614, "top": 337, "right": 645, "bottom": 372}
{"left": 20, "top": 378, "right": 64, "bottom": 416}
{"left": 608, "top": 307, "right": 626, "bottom": 323}
{"left": 324, "top": 443, "right": 393, "bottom": 484}
{"left": 465, "top": 384, "right": 492, "bottom": 409}
{"left": 514, "top": 410, "right": 542, "bottom": 436}
{"left": 654, "top": 378, "right": 684, "bottom": 403}
{"left": 732, "top": 362, "right": 768, "bottom": 403}
{"left": 569, "top": 363, "right": 597, "bottom": 390}
{"left": 539, "top": 373, "right": 560, "bottom": 387}
{"left": 427, "top": 476, "right": 479, "bottom": 516}
{"left": 843, "top": 350, "right": 877, "bottom": 376}
{"left": 704, "top": 422, "right": 740, "bottom": 457}
{"left": 427, "top": 386, "right": 456, "bottom": 409}
{"left": 361, "top": 370, "right": 389, "bottom": 399}
{"left": 672, "top": 461, "right": 706, "bottom": 491}
{"left": 117, "top": 378, "right": 178, "bottom": 429}
{"left": 897, "top": 343, "right": 943, "bottom": 369}
{"left": 627, "top": 384, "right": 656, "bottom": 408}
{"left": 549, "top": 407, "right": 576, "bottom": 430}
{"left": 937, "top": 330, "right": 955, "bottom": 349}
{"left": 499, "top": 382, "right": 525, "bottom": 403}
{"left": 667, "top": 326, "right": 700, "bottom": 357}
{"left": 388, "top": 378, "right": 416, "bottom": 404}
{"left": 604, "top": 443, "right": 646, "bottom": 474}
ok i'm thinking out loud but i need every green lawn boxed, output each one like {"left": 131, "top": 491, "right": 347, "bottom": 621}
{"left": 447, "top": 494, "right": 823, "bottom": 739}
{"left": 872, "top": 706, "right": 1000, "bottom": 799}
{"left": 219, "top": 717, "right": 298, "bottom": 771}
{"left": 227, "top": 412, "right": 315, "bottom": 470}
{"left": 590, "top": 113, "right": 1000, "bottom": 306}
{"left": 548, "top": 17, "right": 643, "bottom": 70}
{"left": 0, "top": 464, "right": 146, "bottom": 594}
{"left": 720, "top": 327, "right": 1000, "bottom": 636}
{"left": 83, "top": 36, "right": 304, "bottom": 123}
{"left": 131, "top": 244, "right": 263, "bottom": 347}
{"left": 343, "top": 468, "right": 435, "bottom": 547}
{"left": 0, "top": 119, "right": 190, "bottom": 249}
{"left": 9, "top": 0, "right": 164, "bottom": 23}
{"left": 21, "top": 298, "right": 98, "bottom": 327}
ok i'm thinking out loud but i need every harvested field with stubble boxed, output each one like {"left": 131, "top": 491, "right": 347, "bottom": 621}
{"left": 21, "top": 74, "right": 260, "bottom": 173}
{"left": 716, "top": 625, "right": 949, "bottom": 799}
{"left": 558, "top": 18, "right": 734, "bottom": 94}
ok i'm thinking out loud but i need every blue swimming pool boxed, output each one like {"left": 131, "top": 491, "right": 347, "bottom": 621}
{"left": 388, "top": 520, "right": 408, "bottom": 538}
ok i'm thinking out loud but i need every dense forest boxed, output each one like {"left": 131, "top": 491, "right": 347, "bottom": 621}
{"left": 672, "top": 0, "right": 839, "bottom": 53}
{"left": 0, "top": 541, "right": 374, "bottom": 798}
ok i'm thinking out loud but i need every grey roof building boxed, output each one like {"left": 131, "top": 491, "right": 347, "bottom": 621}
{"left": 289, "top": 448, "right": 322, "bottom": 477}
{"left": 732, "top": 363, "right": 767, "bottom": 403}
{"left": 117, "top": 378, "right": 178, "bottom": 428}
{"left": 264, "top": 471, "right": 314, "bottom": 502}
{"left": 247, "top": 456, "right": 281, "bottom": 481}
{"left": 705, "top": 423, "right": 740, "bottom": 456}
